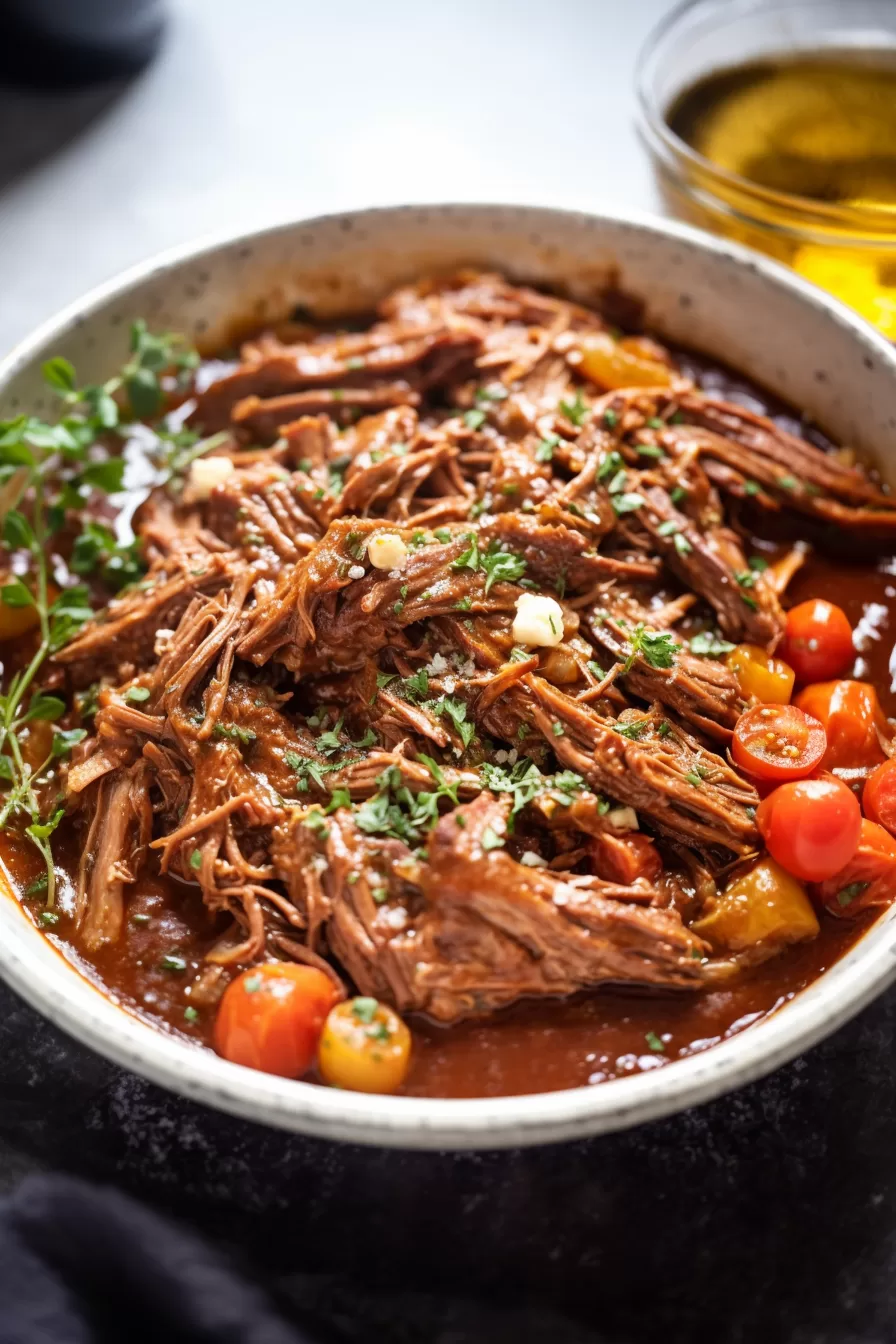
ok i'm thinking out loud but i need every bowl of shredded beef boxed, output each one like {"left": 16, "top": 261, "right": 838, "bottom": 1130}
{"left": 2, "top": 204, "right": 896, "bottom": 1149}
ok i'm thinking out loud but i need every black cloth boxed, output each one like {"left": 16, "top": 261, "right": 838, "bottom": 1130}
{"left": 0, "top": 1175, "right": 314, "bottom": 1344}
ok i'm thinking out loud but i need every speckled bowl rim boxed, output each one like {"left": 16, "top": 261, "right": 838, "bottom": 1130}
{"left": 3, "top": 202, "right": 896, "bottom": 1150}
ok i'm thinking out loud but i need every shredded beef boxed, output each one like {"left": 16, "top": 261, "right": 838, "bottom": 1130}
{"left": 58, "top": 268, "right": 892, "bottom": 1021}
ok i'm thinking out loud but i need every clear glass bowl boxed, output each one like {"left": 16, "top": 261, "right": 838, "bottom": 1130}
{"left": 637, "top": 0, "right": 896, "bottom": 336}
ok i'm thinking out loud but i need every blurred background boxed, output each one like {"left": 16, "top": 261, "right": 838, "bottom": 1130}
{"left": 0, "top": 0, "right": 672, "bottom": 354}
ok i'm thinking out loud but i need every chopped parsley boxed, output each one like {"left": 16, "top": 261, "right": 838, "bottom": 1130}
{"left": 302, "top": 809, "right": 330, "bottom": 839}
{"left": 475, "top": 384, "right": 509, "bottom": 403}
{"left": 316, "top": 717, "right": 348, "bottom": 754}
{"left": 597, "top": 450, "right": 624, "bottom": 483}
{"left": 464, "top": 408, "right": 486, "bottom": 431}
{"left": 400, "top": 669, "right": 430, "bottom": 702}
{"left": 284, "top": 752, "right": 344, "bottom": 792}
{"left": 345, "top": 530, "right": 366, "bottom": 561}
{"left": 559, "top": 390, "right": 590, "bottom": 427}
{"left": 611, "top": 492, "right": 646, "bottom": 516}
{"left": 623, "top": 624, "right": 679, "bottom": 674}
{"left": 352, "top": 997, "right": 379, "bottom": 1023}
{"left": 743, "top": 479, "right": 761, "bottom": 496}
{"left": 615, "top": 719, "right": 648, "bottom": 740}
{"left": 481, "top": 542, "right": 526, "bottom": 593}
{"left": 428, "top": 695, "right": 475, "bottom": 748}
{"left": 645, "top": 1031, "right": 665, "bottom": 1053}
{"left": 837, "top": 881, "right": 869, "bottom": 907}
{"left": 355, "top": 757, "right": 460, "bottom": 845}
{"left": 189, "top": 849, "right": 202, "bottom": 871}
{"left": 536, "top": 434, "right": 560, "bottom": 463}
{"left": 212, "top": 722, "right": 256, "bottom": 746}
{"left": 451, "top": 534, "right": 526, "bottom": 593}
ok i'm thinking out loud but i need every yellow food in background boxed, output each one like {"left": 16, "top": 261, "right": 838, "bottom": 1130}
{"left": 665, "top": 54, "right": 896, "bottom": 335}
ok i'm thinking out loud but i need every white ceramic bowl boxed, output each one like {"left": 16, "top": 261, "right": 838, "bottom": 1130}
{"left": 3, "top": 204, "right": 896, "bottom": 1150}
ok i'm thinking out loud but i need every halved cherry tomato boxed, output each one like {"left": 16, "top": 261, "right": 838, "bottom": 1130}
{"left": 591, "top": 831, "right": 663, "bottom": 886}
{"left": 794, "top": 680, "right": 888, "bottom": 771}
{"left": 578, "top": 333, "right": 673, "bottom": 391}
{"left": 731, "top": 703, "right": 826, "bottom": 781}
{"left": 214, "top": 962, "right": 340, "bottom": 1078}
{"left": 864, "top": 759, "right": 896, "bottom": 837}
{"left": 756, "top": 776, "right": 862, "bottom": 882}
{"left": 726, "top": 644, "right": 795, "bottom": 704}
{"left": 779, "top": 599, "right": 854, "bottom": 683}
{"left": 318, "top": 997, "right": 411, "bottom": 1094}
{"left": 813, "top": 818, "right": 896, "bottom": 917}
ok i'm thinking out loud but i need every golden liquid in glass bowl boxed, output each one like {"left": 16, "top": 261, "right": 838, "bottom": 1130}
{"left": 663, "top": 53, "right": 896, "bottom": 336}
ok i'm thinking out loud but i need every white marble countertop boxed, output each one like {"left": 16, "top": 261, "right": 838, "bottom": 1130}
{"left": 0, "top": 0, "right": 675, "bottom": 354}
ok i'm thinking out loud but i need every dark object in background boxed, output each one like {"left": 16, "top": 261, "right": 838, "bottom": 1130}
{"left": 0, "top": 0, "right": 165, "bottom": 88}
{"left": 0, "top": 1173, "right": 318, "bottom": 1344}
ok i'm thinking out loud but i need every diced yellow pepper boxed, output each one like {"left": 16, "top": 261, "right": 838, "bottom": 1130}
{"left": 727, "top": 643, "right": 795, "bottom": 704}
{"left": 692, "top": 857, "right": 819, "bottom": 952}
{"left": 577, "top": 333, "right": 673, "bottom": 391}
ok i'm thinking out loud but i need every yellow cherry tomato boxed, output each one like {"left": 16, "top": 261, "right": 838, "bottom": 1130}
{"left": 577, "top": 333, "right": 673, "bottom": 391}
{"left": 726, "top": 643, "right": 795, "bottom": 705}
{"left": 692, "top": 857, "right": 819, "bottom": 953}
{"left": 318, "top": 996, "right": 411, "bottom": 1095}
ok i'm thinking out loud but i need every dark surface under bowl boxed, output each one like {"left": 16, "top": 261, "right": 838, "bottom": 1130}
{"left": 3, "top": 974, "right": 896, "bottom": 1343}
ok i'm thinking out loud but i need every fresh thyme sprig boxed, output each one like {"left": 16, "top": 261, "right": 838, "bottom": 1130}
{"left": 0, "top": 322, "right": 199, "bottom": 901}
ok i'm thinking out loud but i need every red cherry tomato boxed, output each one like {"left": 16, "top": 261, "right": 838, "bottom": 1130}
{"left": 813, "top": 818, "right": 896, "bottom": 918}
{"left": 864, "top": 759, "right": 896, "bottom": 837}
{"left": 794, "top": 680, "right": 888, "bottom": 771}
{"left": 779, "top": 599, "right": 854, "bottom": 683}
{"left": 731, "top": 703, "right": 826, "bottom": 782}
{"left": 590, "top": 831, "right": 663, "bottom": 886}
{"left": 214, "top": 962, "right": 340, "bottom": 1078}
{"left": 756, "top": 776, "right": 862, "bottom": 882}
